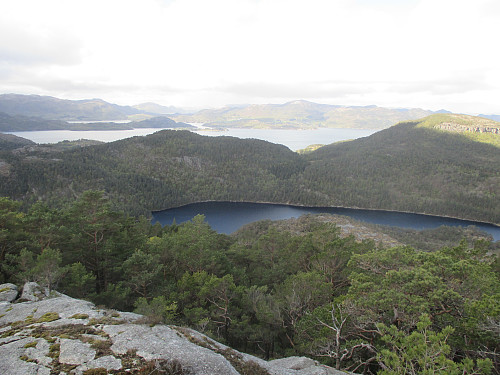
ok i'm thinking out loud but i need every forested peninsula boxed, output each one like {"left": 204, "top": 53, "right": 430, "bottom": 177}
{"left": 0, "top": 113, "right": 499, "bottom": 225}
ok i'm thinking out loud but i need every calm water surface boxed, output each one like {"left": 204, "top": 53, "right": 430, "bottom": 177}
{"left": 6, "top": 128, "right": 170, "bottom": 144}
{"left": 7, "top": 127, "right": 378, "bottom": 151}
{"left": 152, "top": 201, "right": 500, "bottom": 241}
{"left": 192, "top": 128, "right": 378, "bottom": 150}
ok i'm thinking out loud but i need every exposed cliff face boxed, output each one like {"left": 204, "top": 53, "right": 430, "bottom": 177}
{"left": 435, "top": 122, "right": 500, "bottom": 134}
{"left": 0, "top": 283, "right": 347, "bottom": 375}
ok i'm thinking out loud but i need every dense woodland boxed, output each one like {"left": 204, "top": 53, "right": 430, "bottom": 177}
{"left": 0, "top": 115, "right": 499, "bottom": 224}
{"left": 0, "top": 130, "right": 312, "bottom": 215}
{"left": 0, "top": 192, "right": 498, "bottom": 374}
{"left": 302, "top": 121, "right": 500, "bottom": 224}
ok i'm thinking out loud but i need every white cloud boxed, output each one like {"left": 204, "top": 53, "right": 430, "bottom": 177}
{"left": 0, "top": 0, "right": 499, "bottom": 113}
{"left": 0, "top": 2, "right": 83, "bottom": 66}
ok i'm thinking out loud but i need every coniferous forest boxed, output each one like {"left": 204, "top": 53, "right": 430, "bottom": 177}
{"left": 0, "top": 192, "right": 499, "bottom": 373}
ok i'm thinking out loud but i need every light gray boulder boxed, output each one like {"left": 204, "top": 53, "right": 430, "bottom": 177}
{"left": 25, "top": 339, "right": 52, "bottom": 366}
{"left": 0, "top": 295, "right": 104, "bottom": 326}
{"left": 77, "top": 355, "right": 123, "bottom": 373}
{"left": 270, "top": 356, "right": 318, "bottom": 370}
{"left": 104, "top": 324, "right": 240, "bottom": 375}
{"left": 20, "top": 282, "right": 49, "bottom": 302}
{"left": 0, "top": 283, "right": 18, "bottom": 302}
{"left": 268, "top": 356, "right": 349, "bottom": 374}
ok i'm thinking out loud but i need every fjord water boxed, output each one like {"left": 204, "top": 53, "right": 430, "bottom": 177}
{"left": 5, "top": 128, "right": 169, "bottom": 144}
{"left": 152, "top": 201, "right": 500, "bottom": 241}
{"left": 7, "top": 127, "right": 378, "bottom": 151}
{"left": 192, "top": 128, "right": 378, "bottom": 150}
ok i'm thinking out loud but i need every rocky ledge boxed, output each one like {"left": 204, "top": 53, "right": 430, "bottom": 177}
{"left": 0, "top": 282, "right": 347, "bottom": 375}
{"left": 435, "top": 122, "right": 500, "bottom": 134}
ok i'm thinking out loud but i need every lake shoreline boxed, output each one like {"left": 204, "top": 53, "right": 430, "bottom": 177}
{"left": 152, "top": 199, "right": 500, "bottom": 233}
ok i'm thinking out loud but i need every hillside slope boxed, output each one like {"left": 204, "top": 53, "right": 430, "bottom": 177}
{"left": 0, "top": 133, "right": 35, "bottom": 150}
{"left": 302, "top": 114, "right": 500, "bottom": 224}
{"left": 0, "top": 114, "right": 499, "bottom": 224}
{"left": 0, "top": 94, "right": 141, "bottom": 121}
{"left": 0, "top": 130, "right": 312, "bottom": 215}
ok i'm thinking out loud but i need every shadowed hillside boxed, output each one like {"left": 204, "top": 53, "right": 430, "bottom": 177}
{"left": 0, "top": 130, "right": 311, "bottom": 215}
{"left": 302, "top": 114, "right": 500, "bottom": 224}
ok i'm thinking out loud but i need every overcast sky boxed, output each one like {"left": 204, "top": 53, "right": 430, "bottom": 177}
{"left": 1, "top": 0, "right": 499, "bottom": 114}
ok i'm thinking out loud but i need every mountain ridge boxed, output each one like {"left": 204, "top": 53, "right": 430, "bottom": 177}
{"left": 172, "top": 100, "right": 436, "bottom": 129}
{"left": 0, "top": 94, "right": 465, "bottom": 129}
{"left": 1, "top": 113, "right": 499, "bottom": 224}
{"left": 0, "top": 94, "right": 141, "bottom": 121}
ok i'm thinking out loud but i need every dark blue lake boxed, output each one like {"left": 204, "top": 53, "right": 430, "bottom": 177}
{"left": 152, "top": 201, "right": 500, "bottom": 241}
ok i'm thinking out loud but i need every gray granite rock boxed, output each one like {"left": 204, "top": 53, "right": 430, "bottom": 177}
{"left": 0, "top": 282, "right": 351, "bottom": 375}
{"left": 21, "top": 282, "right": 49, "bottom": 302}
{"left": 104, "top": 324, "right": 240, "bottom": 375}
{"left": 76, "top": 355, "right": 123, "bottom": 374}
{"left": 25, "top": 339, "right": 52, "bottom": 366}
{"left": 0, "top": 283, "right": 18, "bottom": 302}
{"left": 117, "top": 311, "right": 143, "bottom": 322}
{"left": 0, "top": 337, "right": 51, "bottom": 375}
{"left": 0, "top": 295, "right": 105, "bottom": 327}
{"left": 59, "top": 338, "right": 96, "bottom": 365}
{"left": 270, "top": 356, "right": 318, "bottom": 370}
{"left": 173, "top": 327, "right": 349, "bottom": 375}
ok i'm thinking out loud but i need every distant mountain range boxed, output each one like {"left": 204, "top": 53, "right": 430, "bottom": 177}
{"left": 1, "top": 94, "right": 499, "bottom": 130}
{"left": 172, "top": 100, "right": 437, "bottom": 129}
{"left": 132, "top": 102, "right": 193, "bottom": 115}
{"left": 479, "top": 114, "right": 500, "bottom": 122}
{"left": 0, "top": 94, "right": 141, "bottom": 121}
{"left": 0, "top": 94, "right": 192, "bottom": 122}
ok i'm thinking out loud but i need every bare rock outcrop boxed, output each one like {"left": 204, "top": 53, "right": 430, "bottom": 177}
{"left": 435, "top": 122, "right": 500, "bottom": 134}
{"left": 0, "top": 282, "right": 349, "bottom": 375}
{"left": 0, "top": 283, "right": 18, "bottom": 302}
{"left": 20, "top": 282, "right": 50, "bottom": 302}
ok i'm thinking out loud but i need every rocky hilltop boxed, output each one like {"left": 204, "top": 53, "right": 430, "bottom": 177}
{"left": 435, "top": 122, "right": 500, "bottom": 134}
{"left": 0, "top": 283, "right": 346, "bottom": 375}
{"left": 417, "top": 113, "right": 500, "bottom": 134}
